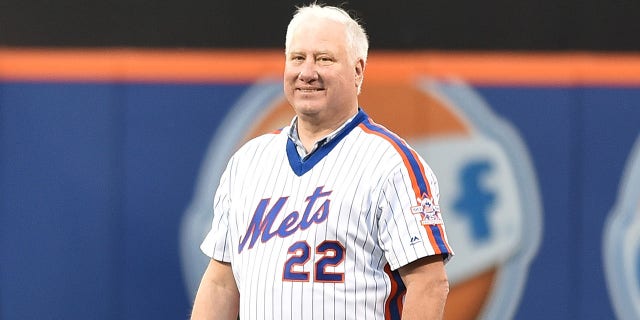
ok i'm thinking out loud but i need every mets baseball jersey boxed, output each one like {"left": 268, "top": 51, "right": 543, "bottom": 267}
{"left": 201, "top": 109, "right": 453, "bottom": 320}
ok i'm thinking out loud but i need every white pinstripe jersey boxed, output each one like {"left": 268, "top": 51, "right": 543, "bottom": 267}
{"left": 201, "top": 109, "right": 453, "bottom": 320}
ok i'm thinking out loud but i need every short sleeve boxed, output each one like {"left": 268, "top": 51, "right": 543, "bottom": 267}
{"left": 200, "top": 161, "right": 233, "bottom": 263}
{"left": 377, "top": 160, "right": 453, "bottom": 271}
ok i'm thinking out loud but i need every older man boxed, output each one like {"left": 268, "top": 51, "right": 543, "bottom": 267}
{"left": 191, "top": 4, "right": 453, "bottom": 320}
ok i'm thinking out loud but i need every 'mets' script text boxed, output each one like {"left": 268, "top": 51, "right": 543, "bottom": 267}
{"left": 238, "top": 186, "right": 332, "bottom": 253}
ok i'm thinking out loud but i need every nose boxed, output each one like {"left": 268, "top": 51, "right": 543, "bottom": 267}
{"left": 297, "top": 59, "right": 318, "bottom": 83}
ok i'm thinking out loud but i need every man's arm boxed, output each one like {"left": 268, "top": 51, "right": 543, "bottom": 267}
{"left": 191, "top": 259, "right": 239, "bottom": 320}
{"left": 398, "top": 254, "right": 450, "bottom": 320}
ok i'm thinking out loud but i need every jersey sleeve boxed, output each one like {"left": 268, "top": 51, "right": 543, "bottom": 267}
{"left": 200, "top": 160, "right": 233, "bottom": 263}
{"left": 377, "top": 156, "right": 453, "bottom": 271}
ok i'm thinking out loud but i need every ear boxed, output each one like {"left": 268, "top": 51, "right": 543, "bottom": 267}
{"left": 355, "top": 59, "right": 365, "bottom": 86}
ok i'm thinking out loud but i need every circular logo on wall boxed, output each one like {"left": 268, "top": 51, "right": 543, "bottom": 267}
{"left": 180, "top": 77, "right": 543, "bottom": 319}
{"left": 603, "top": 135, "right": 640, "bottom": 319}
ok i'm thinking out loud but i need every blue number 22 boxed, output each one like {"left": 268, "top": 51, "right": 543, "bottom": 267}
{"left": 283, "top": 240, "right": 345, "bottom": 283}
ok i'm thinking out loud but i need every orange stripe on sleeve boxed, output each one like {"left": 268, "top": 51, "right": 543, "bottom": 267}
{"left": 358, "top": 123, "right": 423, "bottom": 200}
{"left": 407, "top": 148, "right": 432, "bottom": 197}
{"left": 424, "top": 226, "right": 443, "bottom": 255}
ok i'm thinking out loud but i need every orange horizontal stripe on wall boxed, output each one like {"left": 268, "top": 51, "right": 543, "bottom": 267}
{"left": 369, "top": 51, "right": 640, "bottom": 86}
{"left": 1, "top": 48, "right": 640, "bottom": 85}
{"left": 0, "top": 49, "right": 285, "bottom": 82}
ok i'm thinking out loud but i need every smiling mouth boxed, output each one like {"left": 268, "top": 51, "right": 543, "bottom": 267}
{"left": 297, "top": 88, "right": 324, "bottom": 92}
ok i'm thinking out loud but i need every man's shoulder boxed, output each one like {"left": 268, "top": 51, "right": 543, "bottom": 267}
{"left": 355, "top": 120, "right": 412, "bottom": 150}
{"left": 353, "top": 120, "right": 425, "bottom": 166}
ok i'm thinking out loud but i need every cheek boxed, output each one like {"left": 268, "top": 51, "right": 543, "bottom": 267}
{"left": 335, "top": 70, "right": 356, "bottom": 87}
{"left": 283, "top": 73, "right": 294, "bottom": 88}
{"left": 283, "top": 71, "right": 297, "bottom": 96}
{"left": 284, "top": 65, "right": 298, "bottom": 79}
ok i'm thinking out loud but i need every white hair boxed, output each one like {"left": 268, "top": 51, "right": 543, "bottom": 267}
{"left": 285, "top": 4, "right": 369, "bottom": 66}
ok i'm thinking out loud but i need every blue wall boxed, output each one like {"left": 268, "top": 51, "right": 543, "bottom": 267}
{"left": 479, "top": 87, "right": 640, "bottom": 319}
{"left": 1, "top": 80, "right": 639, "bottom": 319}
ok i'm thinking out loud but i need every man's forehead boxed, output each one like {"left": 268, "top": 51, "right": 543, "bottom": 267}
{"left": 290, "top": 27, "right": 347, "bottom": 52}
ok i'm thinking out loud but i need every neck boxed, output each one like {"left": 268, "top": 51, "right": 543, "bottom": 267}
{"left": 296, "top": 108, "right": 358, "bottom": 152}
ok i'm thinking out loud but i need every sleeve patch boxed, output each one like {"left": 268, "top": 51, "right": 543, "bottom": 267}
{"left": 410, "top": 193, "right": 443, "bottom": 225}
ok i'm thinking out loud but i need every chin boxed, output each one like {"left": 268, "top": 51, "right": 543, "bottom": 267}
{"left": 292, "top": 103, "right": 324, "bottom": 117}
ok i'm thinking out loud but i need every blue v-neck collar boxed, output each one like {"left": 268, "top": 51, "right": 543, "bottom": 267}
{"left": 286, "top": 109, "right": 368, "bottom": 176}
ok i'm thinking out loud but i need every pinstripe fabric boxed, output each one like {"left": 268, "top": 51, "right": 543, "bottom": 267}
{"left": 201, "top": 109, "right": 453, "bottom": 320}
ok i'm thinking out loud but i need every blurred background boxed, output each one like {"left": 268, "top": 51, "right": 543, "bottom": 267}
{"left": 1, "top": 0, "right": 639, "bottom": 319}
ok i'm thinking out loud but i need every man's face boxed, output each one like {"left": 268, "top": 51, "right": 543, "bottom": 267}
{"left": 284, "top": 17, "right": 363, "bottom": 123}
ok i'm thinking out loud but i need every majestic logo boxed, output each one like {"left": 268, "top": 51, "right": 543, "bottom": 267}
{"left": 411, "top": 192, "right": 443, "bottom": 225}
{"left": 409, "top": 235, "right": 422, "bottom": 246}
{"left": 238, "top": 186, "right": 332, "bottom": 253}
